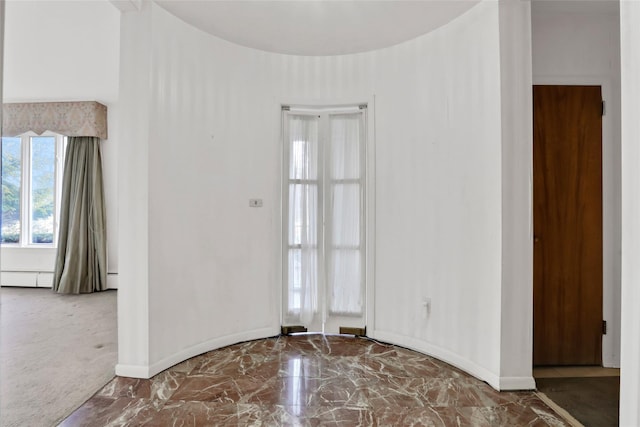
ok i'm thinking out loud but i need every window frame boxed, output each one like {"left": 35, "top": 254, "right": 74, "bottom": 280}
{"left": 281, "top": 105, "right": 367, "bottom": 329}
{"left": 325, "top": 111, "right": 366, "bottom": 316}
{"left": 283, "top": 112, "right": 323, "bottom": 317}
{"left": 1, "top": 131, "right": 66, "bottom": 247}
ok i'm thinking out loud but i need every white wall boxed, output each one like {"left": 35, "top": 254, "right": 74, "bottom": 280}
{"left": 498, "top": 0, "right": 534, "bottom": 389}
{"left": 117, "top": 1, "right": 534, "bottom": 390}
{"left": 620, "top": 2, "right": 640, "bottom": 425}
{"left": 2, "top": 0, "right": 120, "bottom": 288}
{"left": 116, "top": 3, "right": 150, "bottom": 374}
{"left": 371, "top": 3, "right": 504, "bottom": 385}
{"left": 531, "top": 1, "right": 622, "bottom": 367}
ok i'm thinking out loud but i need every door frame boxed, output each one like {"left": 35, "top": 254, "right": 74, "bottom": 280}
{"left": 532, "top": 76, "right": 620, "bottom": 368}
{"left": 278, "top": 97, "right": 377, "bottom": 335}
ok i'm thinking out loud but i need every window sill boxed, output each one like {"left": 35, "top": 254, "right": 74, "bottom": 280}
{"left": 1, "top": 245, "right": 57, "bottom": 249}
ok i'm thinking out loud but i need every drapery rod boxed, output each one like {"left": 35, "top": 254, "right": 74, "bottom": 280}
{"left": 281, "top": 104, "right": 367, "bottom": 111}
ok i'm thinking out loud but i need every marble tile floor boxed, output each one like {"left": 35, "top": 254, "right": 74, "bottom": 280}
{"left": 60, "top": 335, "right": 569, "bottom": 426}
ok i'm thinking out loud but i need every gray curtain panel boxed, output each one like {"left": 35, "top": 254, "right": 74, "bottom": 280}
{"left": 53, "top": 136, "right": 107, "bottom": 294}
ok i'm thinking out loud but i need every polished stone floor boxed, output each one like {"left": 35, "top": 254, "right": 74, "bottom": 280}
{"left": 60, "top": 334, "right": 568, "bottom": 426}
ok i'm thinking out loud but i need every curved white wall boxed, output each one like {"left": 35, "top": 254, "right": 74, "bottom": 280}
{"left": 117, "top": 1, "right": 533, "bottom": 390}
{"left": 370, "top": 6, "right": 503, "bottom": 381}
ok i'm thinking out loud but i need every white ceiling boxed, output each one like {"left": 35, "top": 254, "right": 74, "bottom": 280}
{"left": 155, "top": 1, "right": 480, "bottom": 56}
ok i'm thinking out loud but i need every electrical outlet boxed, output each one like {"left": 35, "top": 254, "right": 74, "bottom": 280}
{"left": 249, "top": 199, "right": 263, "bottom": 207}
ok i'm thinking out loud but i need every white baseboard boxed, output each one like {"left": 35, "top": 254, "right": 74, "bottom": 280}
{"left": 116, "top": 326, "right": 279, "bottom": 379}
{"left": 115, "top": 363, "right": 151, "bottom": 378}
{"left": 500, "top": 376, "right": 537, "bottom": 390}
{"left": 107, "top": 273, "right": 118, "bottom": 289}
{"left": 370, "top": 329, "right": 535, "bottom": 391}
{"left": 1, "top": 271, "right": 119, "bottom": 290}
{"left": 1, "top": 271, "right": 39, "bottom": 287}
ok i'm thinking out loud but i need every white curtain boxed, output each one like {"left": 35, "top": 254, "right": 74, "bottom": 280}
{"left": 328, "top": 114, "right": 363, "bottom": 314}
{"left": 287, "top": 115, "right": 319, "bottom": 324}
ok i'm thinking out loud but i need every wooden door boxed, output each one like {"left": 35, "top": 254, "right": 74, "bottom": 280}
{"left": 533, "top": 85, "right": 603, "bottom": 366}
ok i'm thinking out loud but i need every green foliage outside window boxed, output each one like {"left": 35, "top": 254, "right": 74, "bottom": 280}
{"left": 2, "top": 138, "right": 22, "bottom": 243}
{"left": 1, "top": 136, "right": 57, "bottom": 244}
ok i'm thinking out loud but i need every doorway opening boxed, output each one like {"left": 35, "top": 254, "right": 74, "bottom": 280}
{"left": 532, "top": 85, "right": 603, "bottom": 366}
{"left": 281, "top": 105, "right": 367, "bottom": 335}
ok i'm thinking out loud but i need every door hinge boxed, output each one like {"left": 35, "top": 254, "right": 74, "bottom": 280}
{"left": 601, "top": 100, "right": 606, "bottom": 116}
{"left": 602, "top": 320, "right": 607, "bottom": 335}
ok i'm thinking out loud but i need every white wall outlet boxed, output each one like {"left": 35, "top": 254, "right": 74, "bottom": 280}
{"left": 249, "top": 199, "right": 263, "bottom": 207}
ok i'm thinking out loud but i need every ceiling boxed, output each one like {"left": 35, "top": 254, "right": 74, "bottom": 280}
{"left": 155, "top": 1, "right": 480, "bottom": 56}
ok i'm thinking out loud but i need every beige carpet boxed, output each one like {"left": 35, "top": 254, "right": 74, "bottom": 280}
{"left": 0, "top": 287, "right": 117, "bottom": 427}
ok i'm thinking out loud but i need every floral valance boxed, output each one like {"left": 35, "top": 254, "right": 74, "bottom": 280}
{"left": 2, "top": 101, "right": 108, "bottom": 139}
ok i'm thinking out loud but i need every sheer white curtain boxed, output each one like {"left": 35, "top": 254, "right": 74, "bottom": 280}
{"left": 287, "top": 115, "right": 319, "bottom": 324}
{"left": 284, "top": 109, "right": 365, "bottom": 329}
{"left": 328, "top": 114, "right": 363, "bottom": 315}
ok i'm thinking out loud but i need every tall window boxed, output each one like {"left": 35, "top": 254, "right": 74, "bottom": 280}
{"left": 283, "top": 106, "right": 366, "bottom": 330}
{"left": 1, "top": 132, "right": 66, "bottom": 245}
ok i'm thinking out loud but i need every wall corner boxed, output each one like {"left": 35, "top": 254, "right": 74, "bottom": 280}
{"left": 116, "top": 3, "right": 152, "bottom": 375}
{"left": 498, "top": 0, "right": 535, "bottom": 382}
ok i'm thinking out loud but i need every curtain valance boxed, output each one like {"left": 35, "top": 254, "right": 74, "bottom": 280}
{"left": 2, "top": 101, "right": 108, "bottom": 139}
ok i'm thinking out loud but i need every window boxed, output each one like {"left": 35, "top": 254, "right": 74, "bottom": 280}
{"left": 1, "top": 132, "right": 66, "bottom": 246}
{"left": 282, "top": 106, "right": 366, "bottom": 331}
